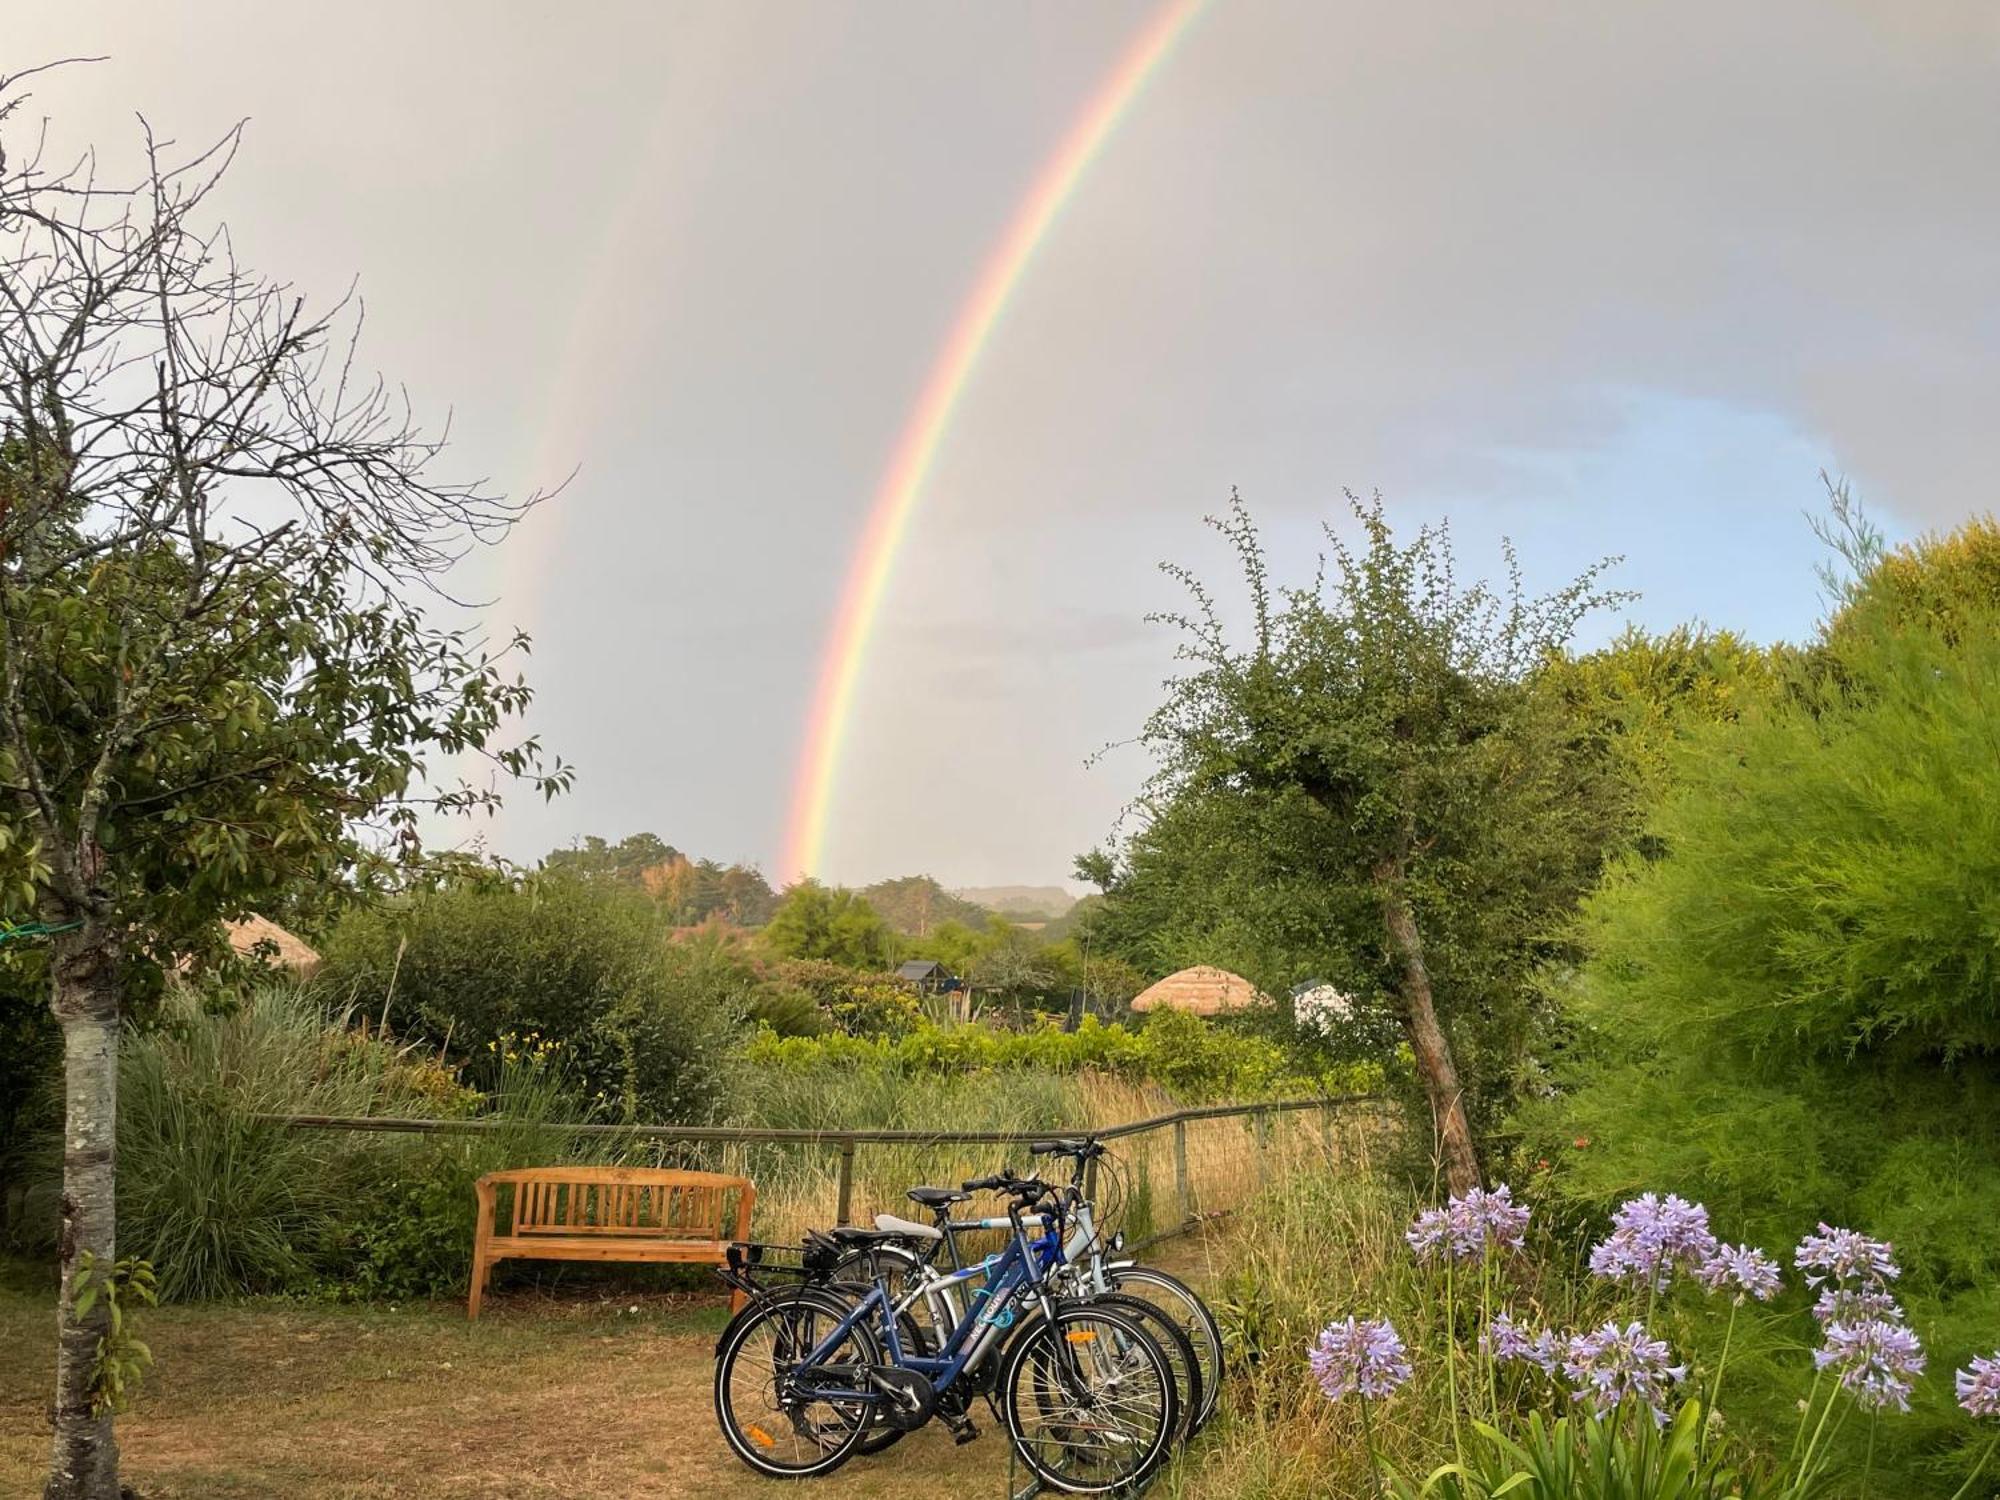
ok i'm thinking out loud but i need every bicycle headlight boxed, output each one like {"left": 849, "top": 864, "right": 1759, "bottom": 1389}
{"left": 1110, "top": 1230, "right": 1126, "bottom": 1252}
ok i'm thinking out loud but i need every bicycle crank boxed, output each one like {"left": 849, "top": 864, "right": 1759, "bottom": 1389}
{"left": 864, "top": 1365, "right": 938, "bottom": 1432}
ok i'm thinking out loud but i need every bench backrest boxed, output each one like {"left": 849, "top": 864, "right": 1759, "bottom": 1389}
{"left": 478, "top": 1167, "right": 752, "bottom": 1241}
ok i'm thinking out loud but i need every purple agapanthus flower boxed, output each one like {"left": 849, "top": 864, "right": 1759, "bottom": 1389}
{"left": 1310, "top": 1317, "right": 1413, "bottom": 1403}
{"left": 1811, "top": 1285, "right": 1906, "bottom": 1329}
{"left": 1957, "top": 1353, "right": 2000, "bottom": 1420}
{"left": 1467, "top": 1185, "right": 1532, "bottom": 1254}
{"left": 1695, "top": 1243, "right": 1783, "bottom": 1302}
{"left": 1483, "top": 1312, "right": 1559, "bottom": 1375}
{"left": 1562, "top": 1320, "right": 1687, "bottom": 1425}
{"left": 1815, "top": 1318, "right": 1927, "bottom": 1413}
{"left": 1407, "top": 1207, "right": 1454, "bottom": 1261}
{"left": 1407, "top": 1184, "right": 1531, "bottom": 1263}
{"left": 1795, "top": 1224, "right": 1900, "bottom": 1291}
{"left": 1588, "top": 1194, "right": 1719, "bottom": 1293}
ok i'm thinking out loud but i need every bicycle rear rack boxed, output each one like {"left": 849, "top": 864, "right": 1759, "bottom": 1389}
{"left": 714, "top": 1238, "right": 842, "bottom": 1301}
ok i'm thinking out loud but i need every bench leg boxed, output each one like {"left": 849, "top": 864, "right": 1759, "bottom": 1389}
{"left": 468, "top": 1254, "right": 491, "bottom": 1321}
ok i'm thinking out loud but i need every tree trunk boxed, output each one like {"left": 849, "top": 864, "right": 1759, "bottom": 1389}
{"left": 1374, "top": 861, "right": 1482, "bottom": 1195}
{"left": 45, "top": 933, "right": 122, "bottom": 1500}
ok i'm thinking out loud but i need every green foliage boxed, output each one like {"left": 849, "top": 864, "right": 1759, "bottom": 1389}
{"left": 826, "top": 978, "right": 925, "bottom": 1039}
{"left": 760, "top": 881, "right": 896, "bottom": 969}
{"left": 857, "top": 874, "right": 989, "bottom": 936}
{"left": 112, "top": 983, "right": 625, "bottom": 1301}
{"left": 742, "top": 1010, "right": 1380, "bottom": 1102}
{"left": 1519, "top": 569, "right": 2000, "bottom": 1491}
{"left": 116, "top": 985, "right": 478, "bottom": 1299}
{"left": 541, "top": 832, "right": 681, "bottom": 886}
{"left": 540, "top": 833, "right": 779, "bottom": 926}
{"left": 0, "top": 450, "right": 570, "bottom": 991}
{"left": 1390, "top": 1403, "right": 1760, "bottom": 1500}
{"left": 0, "top": 948, "right": 57, "bottom": 1220}
{"left": 337, "top": 1066, "right": 609, "bottom": 1301}
{"left": 1531, "top": 624, "right": 1785, "bottom": 857}
{"left": 1091, "top": 492, "right": 1630, "bottom": 1138}
{"left": 69, "top": 1253, "right": 157, "bottom": 1416}
{"left": 316, "top": 874, "right": 739, "bottom": 1124}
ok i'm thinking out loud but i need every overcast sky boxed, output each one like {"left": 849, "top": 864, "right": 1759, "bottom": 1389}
{"left": 13, "top": 2, "right": 2000, "bottom": 888}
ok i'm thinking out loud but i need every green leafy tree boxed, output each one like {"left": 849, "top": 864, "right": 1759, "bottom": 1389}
{"left": 761, "top": 881, "right": 896, "bottom": 969}
{"left": 858, "top": 873, "right": 988, "bottom": 936}
{"left": 1100, "top": 492, "right": 1626, "bottom": 1191}
{"left": 0, "top": 77, "right": 565, "bottom": 1499}
{"left": 965, "top": 919, "right": 1067, "bottom": 1016}
{"left": 1519, "top": 548, "right": 2000, "bottom": 1490}
{"left": 542, "top": 832, "right": 681, "bottom": 886}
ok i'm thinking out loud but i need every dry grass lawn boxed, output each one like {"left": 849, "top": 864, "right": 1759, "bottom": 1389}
{"left": 0, "top": 1237, "right": 1232, "bottom": 1499}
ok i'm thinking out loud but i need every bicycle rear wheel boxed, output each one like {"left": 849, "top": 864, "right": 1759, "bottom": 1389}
{"left": 1106, "top": 1264, "right": 1224, "bottom": 1432}
{"left": 998, "top": 1302, "right": 1179, "bottom": 1493}
{"left": 1087, "top": 1291, "right": 1201, "bottom": 1444}
{"left": 713, "top": 1286, "right": 880, "bottom": 1478}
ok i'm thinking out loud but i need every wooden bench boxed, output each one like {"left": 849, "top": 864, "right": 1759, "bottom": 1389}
{"left": 468, "top": 1166, "right": 755, "bottom": 1319}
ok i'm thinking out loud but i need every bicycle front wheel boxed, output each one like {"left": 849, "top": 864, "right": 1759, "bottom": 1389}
{"left": 998, "top": 1302, "right": 1179, "bottom": 1493}
{"left": 1106, "top": 1263, "right": 1225, "bottom": 1432}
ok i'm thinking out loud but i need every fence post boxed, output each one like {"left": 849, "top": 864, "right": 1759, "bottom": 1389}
{"left": 1173, "top": 1117, "right": 1190, "bottom": 1227}
{"left": 835, "top": 1137, "right": 857, "bottom": 1226}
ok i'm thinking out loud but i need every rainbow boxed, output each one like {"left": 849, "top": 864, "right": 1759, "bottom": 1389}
{"left": 779, "top": 0, "right": 1208, "bottom": 882}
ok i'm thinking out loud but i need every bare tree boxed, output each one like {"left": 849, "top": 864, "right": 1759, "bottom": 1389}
{"left": 0, "top": 65, "right": 567, "bottom": 1499}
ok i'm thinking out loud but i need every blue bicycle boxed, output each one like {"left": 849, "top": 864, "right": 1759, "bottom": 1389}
{"left": 713, "top": 1176, "right": 1180, "bottom": 1491}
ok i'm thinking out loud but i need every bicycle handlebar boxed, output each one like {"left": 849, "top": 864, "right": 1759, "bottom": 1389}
{"left": 1028, "top": 1137, "right": 1104, "bottom": 1160}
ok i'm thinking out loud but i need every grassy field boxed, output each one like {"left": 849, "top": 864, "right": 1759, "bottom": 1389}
{"left": 0, "top": 1238, "right": 1234, "bottom": 1500}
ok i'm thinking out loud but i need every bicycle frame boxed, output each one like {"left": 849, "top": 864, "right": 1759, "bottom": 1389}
{"left": 791, "top": 1212, "right": 1051, "bottom": 1406}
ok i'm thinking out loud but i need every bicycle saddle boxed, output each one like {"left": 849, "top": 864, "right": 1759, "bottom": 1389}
{"left": 815, "top": 1220, "right": 941, "bottom": 1248}
{"left": 871, "top": 1212, "right": 944, "bottom": 1241}
{"left": 907, "top": 1185, "right": 971, "bottom": 1209}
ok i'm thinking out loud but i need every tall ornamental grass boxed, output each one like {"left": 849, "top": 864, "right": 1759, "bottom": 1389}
{"left": 113, "top": 984, "right": 611, "bottom": 1300}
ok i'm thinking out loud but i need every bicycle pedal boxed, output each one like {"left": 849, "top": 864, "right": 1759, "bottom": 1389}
{"left": 946, "top": 1412, "right": 979, "bottom": 1446}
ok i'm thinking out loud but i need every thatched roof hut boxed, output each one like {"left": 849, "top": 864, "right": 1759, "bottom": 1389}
{"left": 224, "top": 914, "right": 321, "bottom": 973}
{"left": 1128, "top": 965, "right": 1266, "bottom": 1016}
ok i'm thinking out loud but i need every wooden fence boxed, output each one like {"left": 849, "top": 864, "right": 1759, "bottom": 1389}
{"left": 264, "top": 1092, "right": 1384, "bottom": 1249}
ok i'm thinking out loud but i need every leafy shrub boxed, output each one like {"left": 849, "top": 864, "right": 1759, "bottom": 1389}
{"left": 1515, "top": 599, "right": 2000, "bottom": 1486}
{"left": 335, "top": 1056, "right": 610, "bottom": 1300}
{"left": 760, "top": 881, "right": 895, "bottom": 969}
{"left": 827, "top": 979, "right": 925, "bottom": 1038}
{"left": 741, "top": 1010, "right": 1381, "bottom": 1101}
{"left": 316, "top": 874, "right": 740, "bottom": 1124}
{"left": 0, "top": 950, "right": 58, "bottom": 1238}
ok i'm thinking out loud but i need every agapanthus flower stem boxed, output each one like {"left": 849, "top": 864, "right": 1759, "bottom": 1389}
{"left": 1944, "top": 1433, "right": 2000, "bottom": 1500}
{"left": 1480, "top": 1249, "right": 1498, "bottom": 1422}
{"left": 1444, "top": 1255, "right": 1464, "bottom": 1465}
{"left": 1795, "top": 1382, "right": 1856, "bottom": 1491}
{"left": 1788, "top": 1369, "right": 1825, "bottom": 1472}
{"left": 1705, "top": 1297, "right": 1740, "bottom": 1459}
{"left": 1862, "top": 1411, "right": 1878, "bottom": 1499}
{"left": 1359, "top": 1393, "right": 1387, "bottom": 1498}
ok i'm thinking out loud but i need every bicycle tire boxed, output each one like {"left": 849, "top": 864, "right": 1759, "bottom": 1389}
{"left": 712, "top": 1284, "right": 881, "bottom": 1478}
{"left": 997, "top": 1301, "right": 1179, "bottom": 1493}
{"left": 1084, "top": 1290, "right": 1201, "bottom": 1444}
{"left": 1104, "top": 1264, "right": 1225, "bottom": 1432}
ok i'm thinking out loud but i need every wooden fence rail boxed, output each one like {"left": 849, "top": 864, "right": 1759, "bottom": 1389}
{"left": 258, "top": 1092, "right": 1382, "bottom": 1247}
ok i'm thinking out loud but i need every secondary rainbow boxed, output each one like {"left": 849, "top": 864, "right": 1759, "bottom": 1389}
{"left": 779, "top": 0, "right": 1208, "bottom": 881}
